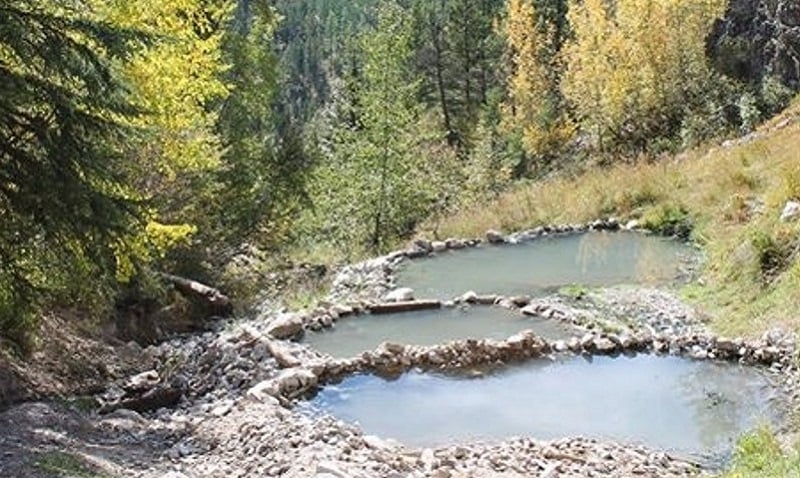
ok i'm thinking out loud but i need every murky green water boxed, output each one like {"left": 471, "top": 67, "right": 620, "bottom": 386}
{"left": 306, "top": 355, "right": 781, "bottom": 460}
{"left": 396, "top": 232, "right": 695, "bottom": 299}
{"left": 304, "top": 306, "right": 574, "bottom": 358}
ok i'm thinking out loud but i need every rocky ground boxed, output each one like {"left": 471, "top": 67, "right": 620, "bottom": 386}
{"left": 1, "top": 223, "right": 797, "bottom": 478}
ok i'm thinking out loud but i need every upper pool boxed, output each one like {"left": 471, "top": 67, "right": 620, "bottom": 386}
{"left": 395, "top": 232, "right": 696, "bottom": 298}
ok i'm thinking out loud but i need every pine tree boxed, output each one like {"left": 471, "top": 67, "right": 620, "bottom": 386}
{"left": 215, "top": 0, "right": 306, "bottom": 245}
{"left": 0, "top": 0, "right": 141, "bottom": 345}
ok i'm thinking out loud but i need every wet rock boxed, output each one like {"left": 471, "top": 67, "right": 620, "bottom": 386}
{"left": 384, "top": 288, "right": 415, "bottom": 303}
{"left": 459, "top": 291, "right": 478, "bottom": 304}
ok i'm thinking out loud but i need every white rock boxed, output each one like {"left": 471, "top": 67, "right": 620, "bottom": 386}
{"left": 316, "top": 462, "right": 352, "bottom": 478}
{"left": 780, "top": 200, "right": 800, "bottom": 222}
{"left": 420, "top": 448, "right": 437, "bottom": 471}
{"left": 459, "top": 291, "right": 478, "bottom": 303}
{"left": 624, "top": 219, "right": 640, "bottom": 230}
{"left": 520, "top": 304, "right": 539, "bottom": 316}
{"left": 247, "top": 380, "right": 281, "bottom": 402}
{"left": 384, "top": 287, "right": 414, "bottom": 302}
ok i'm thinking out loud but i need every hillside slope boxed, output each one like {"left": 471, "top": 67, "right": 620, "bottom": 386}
{"left": 421, "top": 98, "right": 800, "bottom": 337}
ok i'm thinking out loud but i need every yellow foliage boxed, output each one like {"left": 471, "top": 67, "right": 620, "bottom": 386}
{"left": 501, "top": 0, "right": 573, "bottom": 161}
{"left": 114, "top": 220, "right": 196, "bottom": 282}
{"left": 93, "top": 0, "right": 231, "bottom": 178}
{"left": 562, "top": 0, "right": 725, "bottom": 150}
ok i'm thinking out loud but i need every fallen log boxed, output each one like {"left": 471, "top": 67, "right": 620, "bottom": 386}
{"left": 100, "top": 384, "right": 183, "bottom": 414}
{"left": 368, "top": 300, "right": 441, "bottom": 315}
{"left": 157, "top": 272, "right": 233, "bottom": 316}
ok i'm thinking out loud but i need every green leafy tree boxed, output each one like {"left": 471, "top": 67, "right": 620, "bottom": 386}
{"left": 307, "top": 2, "right": 429, "bottom": 254}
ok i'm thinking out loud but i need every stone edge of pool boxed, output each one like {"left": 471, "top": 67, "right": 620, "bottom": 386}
{"left": 240, "top": 218, "right": 795, "bottom": 473}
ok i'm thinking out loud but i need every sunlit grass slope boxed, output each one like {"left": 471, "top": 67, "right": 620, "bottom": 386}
{"left": 421, "top": 99, "right": 800, "bottom": 337}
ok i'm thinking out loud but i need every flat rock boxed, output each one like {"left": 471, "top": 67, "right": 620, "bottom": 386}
{"left": 431, "top": 241, "right": 447, "bottom": 252}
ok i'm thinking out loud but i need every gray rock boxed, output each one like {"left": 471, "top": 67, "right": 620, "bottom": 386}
{"left": 486, "top": 229, "right": 505, "bottom": 244}
{"left": 431, "top": 241, "right": 447, "bottom": 252}
{"left": 445, "top": 238, "right": 466, "bottom": 249}
{"left": 266, "top": 314, "right": 304, "bottom": 340}
{"left": 780, "top": 201, "right": 800, "bottom": 222}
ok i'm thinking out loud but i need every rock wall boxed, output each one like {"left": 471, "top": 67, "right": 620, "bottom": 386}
{"left": 709, "top": 0, "right": 800, "bottom": 90}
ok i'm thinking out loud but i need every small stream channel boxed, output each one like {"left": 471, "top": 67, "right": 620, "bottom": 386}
{"left": 305, "top": 355, "right": 783, "bottom": 464}
{"left": 396, "top": 231, "right": 696, "bottom": 298}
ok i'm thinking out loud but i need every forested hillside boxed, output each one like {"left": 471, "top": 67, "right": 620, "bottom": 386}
{"left": 1, "top": 0, "right": 799, "bottom": 349}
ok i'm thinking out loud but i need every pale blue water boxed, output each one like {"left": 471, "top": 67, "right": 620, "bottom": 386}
{"left": 306, "top": 355, "right": 780, "bottom": 460}
{"left": 396, "top": 232, "right": 695, "bottom": 298}
{"left": 304, "top": 306, "right": 574, "bottom": 358}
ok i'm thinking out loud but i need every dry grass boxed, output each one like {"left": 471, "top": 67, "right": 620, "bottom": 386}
{"left": 420, "top": 98, "right": 800, "bottom": 337}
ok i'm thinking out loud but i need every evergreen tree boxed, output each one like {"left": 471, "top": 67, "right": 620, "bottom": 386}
{"left": 0, "top": 0, "right": 141, "bottom": 344}
{"left": 215, "top": 0, "right": 306, "bottom": 246}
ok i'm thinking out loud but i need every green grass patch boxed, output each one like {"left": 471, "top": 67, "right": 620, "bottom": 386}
{"left": 34, "top": 451, "right": 112, "bottom": 478}
{"left": 558, "top": 284, "right": 589, "bottom": 300}
{"left": 722, "top": 427, "right": 800, "bottom": 478}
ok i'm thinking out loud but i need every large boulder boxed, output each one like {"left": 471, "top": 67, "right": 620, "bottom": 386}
{"left": 265, "top": 313, "right": 304, "bottom": 340}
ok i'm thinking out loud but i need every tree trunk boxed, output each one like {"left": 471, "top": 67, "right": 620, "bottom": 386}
{"left": 430, "top": 10, "right": 453, "bottom": 139}
{"left": 157, "top": 272, "right": 232, "bottom": 317}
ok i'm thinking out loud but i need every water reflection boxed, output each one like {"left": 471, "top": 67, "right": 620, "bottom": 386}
{"left": 397, "top": 232, "right": 694, "bottom": 299}
{"left": 306, "top": 355, "right": 780, "bottom": 459}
